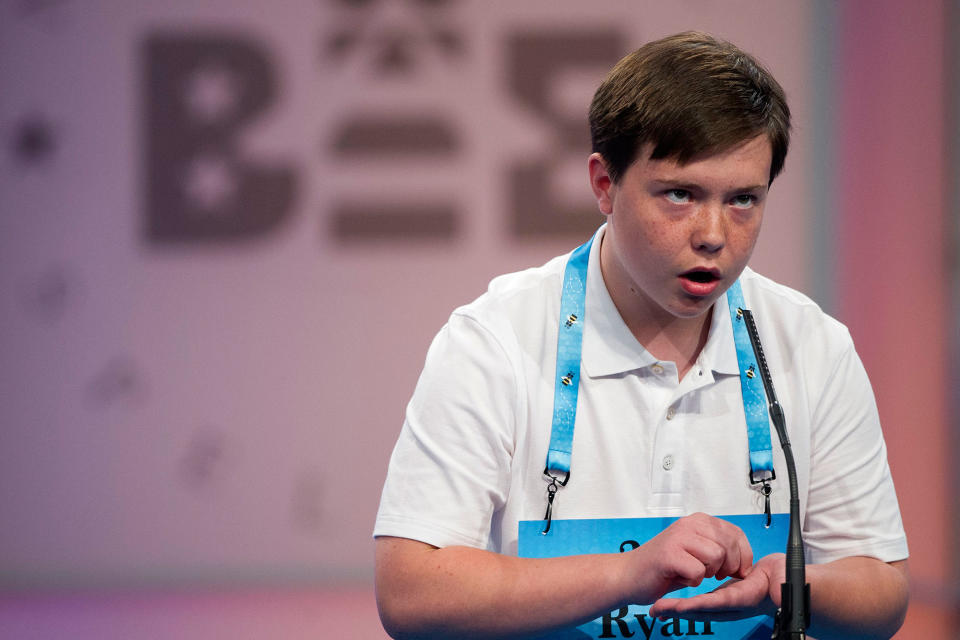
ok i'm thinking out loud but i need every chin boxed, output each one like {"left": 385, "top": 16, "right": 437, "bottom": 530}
{"left": 670, "top": 298, "right": 717, "bottom": 319}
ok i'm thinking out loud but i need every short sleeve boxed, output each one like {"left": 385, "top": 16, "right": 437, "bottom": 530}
{"left": 802, "top": 339, "right": 909, "bottom": 564}
{"left": 373, "top": 310, "right": 520, "bottom": 549}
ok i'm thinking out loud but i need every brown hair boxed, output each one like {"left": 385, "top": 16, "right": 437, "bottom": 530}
{"left": 589, "top": 31, "right": 791, "bottom": 184}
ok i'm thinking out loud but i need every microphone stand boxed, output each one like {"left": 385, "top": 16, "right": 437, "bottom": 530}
{"left": 741, "top": 310, "right": 810, "bottom": 639}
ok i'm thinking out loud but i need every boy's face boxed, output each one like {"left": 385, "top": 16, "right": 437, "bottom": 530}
{"left": 589, "top": 135, "right": 772, "bottom": 327}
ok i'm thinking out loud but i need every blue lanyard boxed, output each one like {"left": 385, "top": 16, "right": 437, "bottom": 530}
{"left": 725, "top": 280, "right": 775, "bottom": 483}
{"left": 543, "top": 238, "right": 591, "bottom": 477}
{"left": 543, "top": 234, "right": 775, "bottom": 510}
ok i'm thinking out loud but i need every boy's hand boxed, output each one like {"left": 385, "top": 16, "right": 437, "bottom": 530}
{"left": 647, "top": 552, "right": 784, "bottom": 621}
{"left": 622, "top": 512, "right": 755, "bottom": 604}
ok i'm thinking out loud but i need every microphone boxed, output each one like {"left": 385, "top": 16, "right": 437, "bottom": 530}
{"left": 741, "top": 309, "right": 810, "bottom": 639}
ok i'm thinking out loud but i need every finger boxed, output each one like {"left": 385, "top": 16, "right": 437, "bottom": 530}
{"left": 654, "top": 575, "right": 760, "bottom": 612}
{"left": 667, "top": 550, "right": 709, "bottom": 588}
{"left": 681, "top": 534, "right": 727, "bottom": 580}
{"left": 658, "top": 586, "right": 741, "bottom": 614}
{"left": 704, "top": 574, "right": 765, "bottom": 610}
{"left": 649, "top": 602, "right": 760, "bottom": 623}
{"left": 709, "top": 521, "right": 753, "bottom": 579}
{"left": 732, "top": 530, "right": 753, "bottom": 578}
{"left": 681, "top": 514, "right": 752, "bottom": 580}
{"left": 649, "top": 595, "right": 734, "bottom": 621}
{"left": 649, "top": 577, "right": 765, "bottom": 620}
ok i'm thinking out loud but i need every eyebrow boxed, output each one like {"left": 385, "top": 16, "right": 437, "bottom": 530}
{"left": 650, "top": 179, "right": 768, "bottom": 193}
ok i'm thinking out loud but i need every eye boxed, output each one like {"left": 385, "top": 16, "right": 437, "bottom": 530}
{"left": 730, "top": 194, "right": 757, "bottom": 208}
{"left": 665, "top": 189, "right": 691, "bottom": 204}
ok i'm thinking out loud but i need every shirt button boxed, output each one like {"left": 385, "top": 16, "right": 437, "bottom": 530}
{"left": 662, "top": 455, "right": 674, "bottom": 470}
{"left": 651, "top": 363, "right": 664, "bottom": 375}
{"left": 666, "top": 406, "right": 676, "bottom": 420}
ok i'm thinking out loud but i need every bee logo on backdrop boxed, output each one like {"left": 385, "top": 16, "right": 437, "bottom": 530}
{"left": 141, "top": 3, "right": 626, "bottom": 247}
{"left": 324, "top": 0, "right": 465, "bottom": 242}
{"left": 143, "top": 34, "right": 296, "bottom": 244}
{"left": 322, "top": 0, "right": 625, "bottom": 243}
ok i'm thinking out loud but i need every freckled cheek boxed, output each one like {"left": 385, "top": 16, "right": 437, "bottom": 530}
{"left": 632, "top": 218, "right": 675, "bottom": 242}
{"left": 733, "top": 224, "right": 763, "bottom": 251}
{"left": 642, "top": 224, "right": 687, "bottom": 256}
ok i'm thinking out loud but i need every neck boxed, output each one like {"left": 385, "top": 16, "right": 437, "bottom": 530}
{"left": 599, "top": 235, "right": 713, "bottom": 379}
{"left": 640, "top": 313, "right": 712, "bottom": 379}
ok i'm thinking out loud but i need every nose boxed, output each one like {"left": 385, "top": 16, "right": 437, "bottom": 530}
{"left": 691, "top": 203, "right": 725, "bottom": 253}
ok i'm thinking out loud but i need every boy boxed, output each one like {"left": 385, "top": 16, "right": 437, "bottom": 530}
{"left": 374, "top": 32, "right": 908, "bottom": 639}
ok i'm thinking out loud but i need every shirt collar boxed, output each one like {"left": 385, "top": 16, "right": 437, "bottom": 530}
{"left": 580, "top": 225, "right": 741, "bottom": 378}
{"left": 698, "top": 290, "right": 740, "bottom": 376}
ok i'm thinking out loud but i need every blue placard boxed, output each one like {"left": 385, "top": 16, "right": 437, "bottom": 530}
{"left": 518, "top": 513, "right": 787, "bottom": 639}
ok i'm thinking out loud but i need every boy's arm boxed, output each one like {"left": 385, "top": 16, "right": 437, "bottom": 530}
{"left": 649, "top": 554, "right": 908, "bottom": 639}
{"left": 375, "top": 512, "right": 754, "bottom": 639}
{"left": 805, "top": 557, "right": 908, "bottom": 639}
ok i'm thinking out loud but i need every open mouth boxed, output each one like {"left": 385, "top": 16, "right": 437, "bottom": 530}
{"left": 682, "top": 270, "right": 719, "bottom": 283}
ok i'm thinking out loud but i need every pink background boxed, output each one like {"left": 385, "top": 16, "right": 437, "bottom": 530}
{"left": 0, "top": 0, "right": 955, "bottom": 637}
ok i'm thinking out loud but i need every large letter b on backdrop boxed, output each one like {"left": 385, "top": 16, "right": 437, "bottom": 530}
{"left": 143, "top": 33, "right": 296, "bottom": 244}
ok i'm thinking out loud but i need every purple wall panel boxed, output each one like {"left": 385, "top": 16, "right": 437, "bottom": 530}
{"left": 836, "top": 0, "right": 955, "bottom": 635}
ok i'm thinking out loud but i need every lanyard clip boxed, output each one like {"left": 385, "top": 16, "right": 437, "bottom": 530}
{"left": 541, "top": 467, "right": 570, "bottom": 535}
{"left": 749, "top": 469, "right": 775, "bottom": 529}
{"left": 760, "top": 480, "right": 772, "bottom": 529}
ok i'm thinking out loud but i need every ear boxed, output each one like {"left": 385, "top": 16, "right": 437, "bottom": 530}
{"left": 588, "top": 153, "right": 615, "bottom": 215}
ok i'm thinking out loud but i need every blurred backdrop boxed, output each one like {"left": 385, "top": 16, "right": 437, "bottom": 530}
{"left": 0, "top": 0, "right": 956, "bottom": 637}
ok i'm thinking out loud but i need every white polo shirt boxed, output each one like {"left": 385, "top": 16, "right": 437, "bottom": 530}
{"left": 374, "top": 226, "right": 908, "bottom": 565}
